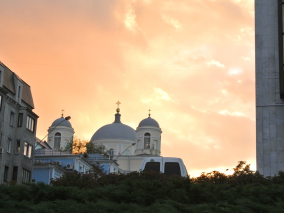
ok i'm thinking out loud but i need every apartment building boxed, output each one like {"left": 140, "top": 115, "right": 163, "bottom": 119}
{"left": 0, "top": 61, "right": 38, "bottom": 184}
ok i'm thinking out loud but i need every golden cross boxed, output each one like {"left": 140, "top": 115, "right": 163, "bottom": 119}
{"left": 61, "top": 109, "right": 64, "bottom": 117}
{"left": 148, "top": 109, "right": 151, "bottom": 117}
{"left": 116, "top": 101, "right": 121, "bottom": 108}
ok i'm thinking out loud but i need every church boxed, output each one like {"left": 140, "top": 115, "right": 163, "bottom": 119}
{"left": 46, "top": 101, "right": 162, "bottom": 173}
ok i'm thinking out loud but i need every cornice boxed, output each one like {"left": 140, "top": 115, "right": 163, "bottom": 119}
{"left": 0, "top": 86, "right": 8, "bottom": 94}
{"left": 6, "top": 95, "right": 21, "bottom": 108}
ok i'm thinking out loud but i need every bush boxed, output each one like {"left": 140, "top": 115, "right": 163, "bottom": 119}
{"left": 2, "top": 163, "right": 284, "bottom": 212}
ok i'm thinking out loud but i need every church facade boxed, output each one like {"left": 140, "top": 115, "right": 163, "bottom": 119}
{"left": 44, "top": 102, "right": 162, "bottom": 173}
{"left": 90, "top": 106, "right": 162, "bottom": 173}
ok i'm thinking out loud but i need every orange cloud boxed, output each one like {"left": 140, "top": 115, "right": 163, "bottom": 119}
{"left": 0, "top": 0, "right": 255, "bottom": 176}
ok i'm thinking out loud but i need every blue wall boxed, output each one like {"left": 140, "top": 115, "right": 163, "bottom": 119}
{"left": 32, "top": 168, "right": 51, "bottom": 184}
{"left": 101, "top": 164, "right": 109, "bottom": 174}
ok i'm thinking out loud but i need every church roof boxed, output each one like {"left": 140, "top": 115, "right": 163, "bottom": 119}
{"left": 138, "top": 117, "right": 160, "bottom": 128}
{"left": 51, "top": 117, "right": 72, "bottom": 128}
{"left": 91, "top": 111, "right": 136, "bottom": 142}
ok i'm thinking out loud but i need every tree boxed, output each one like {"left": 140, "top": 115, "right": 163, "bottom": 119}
{"left": 50, "top": 163, "right": 105, "bottom": 189}
{"left": 63, "top": 136, "right": 110, "bottom": 157}
{"left": 71, "top": 136, "right": 88, "bottom": 154}
{"left": 86, "top": 142, "right": 110, "bottom": 158}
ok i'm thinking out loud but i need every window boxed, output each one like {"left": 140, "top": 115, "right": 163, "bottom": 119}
{"left": 125, "top": 150, "right": 130, "bottom": 156}
{"left": 144, "top": 162, "right": 160, "bottom": 172}
{"left": 144, "top": 133, "right": 151, "bottom": 149}
{"left": 54, "top": 132, "right": 61, "bottom": 149}
{"left": 17, "top": 86, "right": 21, "bottom": 101}
{"left": 12, "top": 167, "right": 18, "bottom": 181}
{"left": 26, "top": 116, "right": 35, "bottom": 132}
{"left": 4, "top": 166, "right": 9, "bottom": 182}
{"left": 28, "top": 145, "right": 32, "bottom": 158}
{"left": 24, "top": 142, "right": 27, "bottom": 156}
{"left": 18, "top": 113, "right": 23, "bottom": 127}
{"left": 24, "top": 142, "right": 32, "bottom": 158}
{"left": 110, "top": 148, "right": 114, "bottom": 156}
{"left": 22, "top": 169, "right": 31, "bottom": 183}
{"left": 10, "top": 112, "right": 14, "bottom": 126}
{"left": 7, "top": 139, "right": 11, "bottom": 153}
{"left": 15, "top": 140, "right": 20, "bottom": 154}
{"left": 164, "top": 162, "right": 181, "bottom": 176}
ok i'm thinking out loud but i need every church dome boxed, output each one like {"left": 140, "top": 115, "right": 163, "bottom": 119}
{"left": 138, "top": 117, "right": 160, "bottom": 128}
{"left": 91, "top": 123, "right": 136, "bottom": 141}
{"left": 51, "top": 117, "right": 72, "bottom": 128}
{"left": 91, "top": 109, "right": 136, "bottom": 142}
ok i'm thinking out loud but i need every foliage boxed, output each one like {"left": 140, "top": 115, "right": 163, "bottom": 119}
{"left": 50, "top": 163, "right": 105, "bottom": 189}
{"left": 4, "top": 163, "right": 284, "bottom": 212}
{"left": 63, "top": 136, "right": 109, "bottom": 157}
{"left": 71, "top": 136, "right": 88, "bottom": 154}
{"left": 85, "top": 142, "right": 110, "bottom": 157}
{"left": 62, "top": 139, "right": 73, "bottom": 153}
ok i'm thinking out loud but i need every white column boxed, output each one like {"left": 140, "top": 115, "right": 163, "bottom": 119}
{"left": 116, "top": 144, "right": 119, "bottom": 155}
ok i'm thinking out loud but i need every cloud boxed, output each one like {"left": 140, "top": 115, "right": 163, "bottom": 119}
{"left": 162, "top": 15, "right": 182, "bottom": 31}
{"left": 228, "top": 68, "right": 242, "bottom": 75}
{"left": 219, "top": 110, "right": 245, "bottom": 117}
{"left": 241, "top": 56, "right": 251, "bottom": 61}
{"left": 124, "top": 3, "right": 138, "bottom": 32}
{"left": 141, "top": 87, "right": 176, "bottom": 105}
{"left": 0, "top": 0, "right": 255, "bottom": 176}
{"left": 207, "top": 60, "right": 226, "bottom": 68}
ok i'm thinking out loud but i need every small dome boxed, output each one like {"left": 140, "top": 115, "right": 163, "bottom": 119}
{"left": 51, "top": 117, "right": 72, "bottom": 128}
{"left": 138, "top": 117, "right": 160, "bottom": 128}
{"left": 91, "top": 123, "right": 136, "bottom": 141}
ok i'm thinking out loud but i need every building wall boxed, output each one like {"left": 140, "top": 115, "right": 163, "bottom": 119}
{"left": 32, "top": 168, "right": 50, "bottom": 184}
{"left": 32, "top": 166, "right": 64, "bottom": 184}
{"left": 116, "top": 156, "right": 147, "bottom": 172}
{"left": 255, "top": 1, "right": 284, "bottom": 176}
{"left": 0, "top": 62, "right": 38, "bottom": 184}
{"left": 95, "top": 139, "right": 135, "bottom": 156}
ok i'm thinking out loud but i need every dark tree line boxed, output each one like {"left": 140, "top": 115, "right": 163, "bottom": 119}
{"left": 2, "top": 162, "right": 284, "bottom": 212}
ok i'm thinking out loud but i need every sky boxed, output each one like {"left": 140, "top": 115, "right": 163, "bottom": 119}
{"left": 0, "top": 0, "right": 255, "bottom": 177}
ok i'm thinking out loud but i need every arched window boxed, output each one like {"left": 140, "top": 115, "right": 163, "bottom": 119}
{"left": 110, "top": 148, "right": 114, "bottom": 156}
{"left": 125, "top": 150, "right": 130, "bottom": 156}
{"left": 144, "top": 133, "right": 151, "bottom": 149}
{"left": 54, "top": 132, "right": 61, "bottom": 149}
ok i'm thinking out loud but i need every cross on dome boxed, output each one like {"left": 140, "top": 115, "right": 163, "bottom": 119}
{"left": 116, "top": 101, "right": 121, "bottom": 113}
{"left": 116, "top": 101, "right": 121, "bottom": 108}
{"left": 148, "top": 109, "right": 151, "bottom": 117}
{"left": 61, "top": 109, "right": 64, "bottom": 117}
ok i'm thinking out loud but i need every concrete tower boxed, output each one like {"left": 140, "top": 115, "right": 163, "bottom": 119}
{"left": 255, "top": 1, "right": 284, "bottom": 176}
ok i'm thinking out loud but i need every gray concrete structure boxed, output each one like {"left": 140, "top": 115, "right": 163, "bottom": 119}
{"left": 0, "top": 61, "right": 38, "bottom": 184}
{"left": 255, "top": 1, "right": 284, "bottom": 176}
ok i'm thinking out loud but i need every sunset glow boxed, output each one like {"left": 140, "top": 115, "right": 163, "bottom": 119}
{"left": 0, "top": 0, "right": 255, "bottom": 177}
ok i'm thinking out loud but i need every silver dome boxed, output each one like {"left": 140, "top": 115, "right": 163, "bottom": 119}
{"left": 138, "top": 117, "right": 160, "bottom": 128}
{"left": 51, "top": 117, "right": 72, "bottom": 128}
{"left": 91, "top": 123, "right": 136, "bottom": 141}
